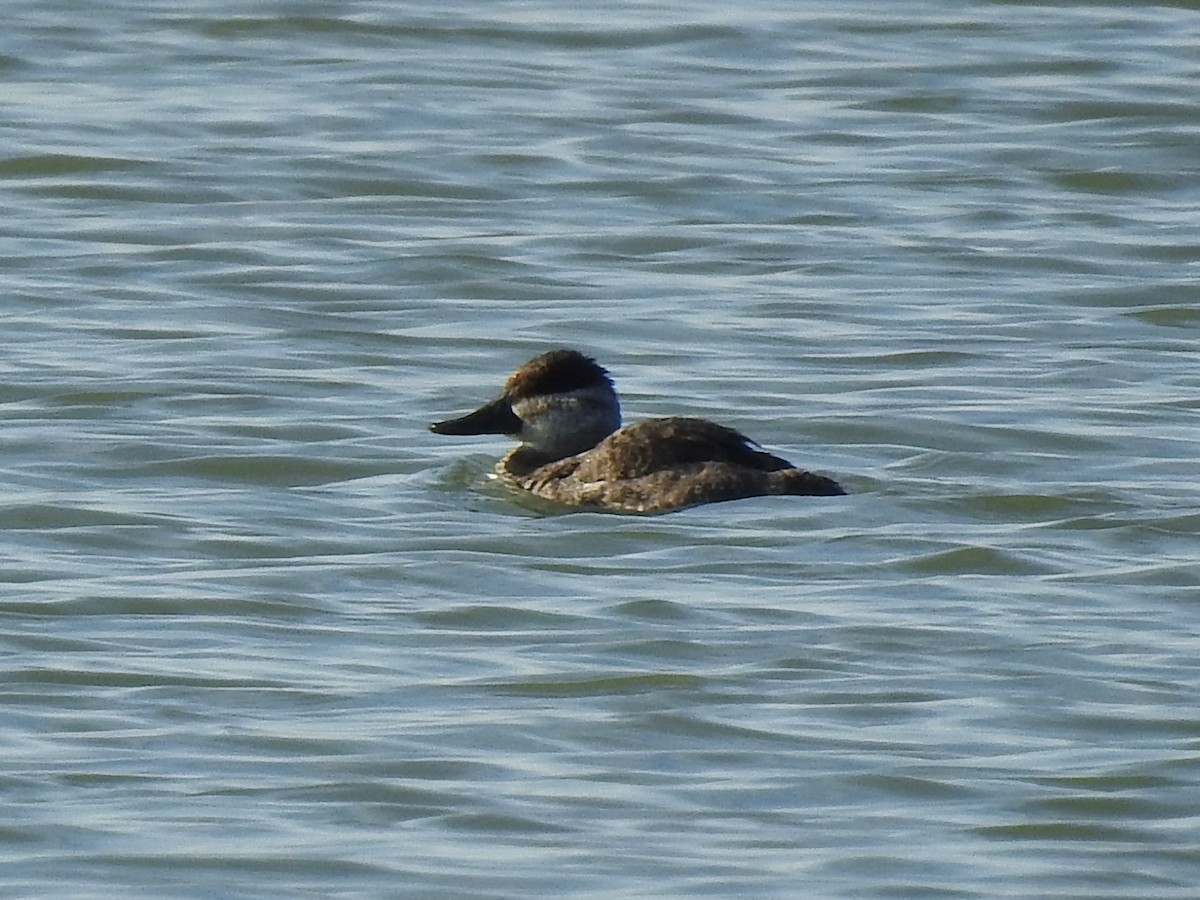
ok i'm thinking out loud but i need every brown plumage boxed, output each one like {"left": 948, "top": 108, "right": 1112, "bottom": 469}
{"left": 431, "top": 350, "right": 845, "bottom": 513}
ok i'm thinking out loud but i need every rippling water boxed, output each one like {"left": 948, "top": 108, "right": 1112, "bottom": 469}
{"left": 3, "top": 1, "right": 1199, "bottom": 897}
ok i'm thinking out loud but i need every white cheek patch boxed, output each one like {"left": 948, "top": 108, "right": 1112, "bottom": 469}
{"left": 511, "top": 387, "right": 620, "bottom": 448}
{"left": 513, "top": 396, "right": 575, "bottom": 443}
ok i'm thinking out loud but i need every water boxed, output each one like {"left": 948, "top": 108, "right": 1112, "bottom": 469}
{"left": 3, "top": 1, "right": 1199, "bottom": 897}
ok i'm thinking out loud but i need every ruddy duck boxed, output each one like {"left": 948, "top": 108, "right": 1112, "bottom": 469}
{"left": 430, "top": 349, "right": 845, "bottom": 513}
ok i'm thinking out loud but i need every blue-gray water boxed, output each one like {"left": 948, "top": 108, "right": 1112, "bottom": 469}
{"left": 3, "top": 1, "right": 1199, "bottom": 897}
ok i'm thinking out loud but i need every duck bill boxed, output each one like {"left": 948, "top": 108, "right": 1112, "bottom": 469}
{"left": 429, "top": 397, "right": 522, "bottom": 436}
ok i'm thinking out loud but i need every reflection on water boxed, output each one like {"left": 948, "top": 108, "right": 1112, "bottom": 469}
{"left": 3, "top": 1, "right": 1198, "bottom": 897}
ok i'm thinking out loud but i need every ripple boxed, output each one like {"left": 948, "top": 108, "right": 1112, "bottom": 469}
{"left": 4, "top": 1, "right": 1200, "bottom": 897}
{"left": 482, "top": 672, "right": 707, "bottom": 698}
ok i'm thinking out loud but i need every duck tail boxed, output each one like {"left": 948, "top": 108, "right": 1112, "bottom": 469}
{"left": 774, "top": 469, "right": 846, "bottom": 496}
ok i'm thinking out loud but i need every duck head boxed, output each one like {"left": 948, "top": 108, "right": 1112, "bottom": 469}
{"left": 430, "top": 349, "right": 622, "bottom": 463}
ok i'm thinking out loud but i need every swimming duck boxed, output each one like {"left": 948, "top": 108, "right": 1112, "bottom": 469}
{"left": 430, "top": 349, "right": 844, "bottom": 513}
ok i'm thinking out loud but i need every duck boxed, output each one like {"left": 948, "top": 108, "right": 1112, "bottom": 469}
{"left": 429, "top": 348, "right": 844, "bottom": 513}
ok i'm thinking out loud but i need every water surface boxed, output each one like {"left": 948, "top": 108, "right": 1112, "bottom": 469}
{"left": 3, "top": 1, "right": 1199, "bottom": 897}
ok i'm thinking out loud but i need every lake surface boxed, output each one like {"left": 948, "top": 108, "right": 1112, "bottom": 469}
{"left": 3, "top": 1, "right": 1199, "bottom": 897}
